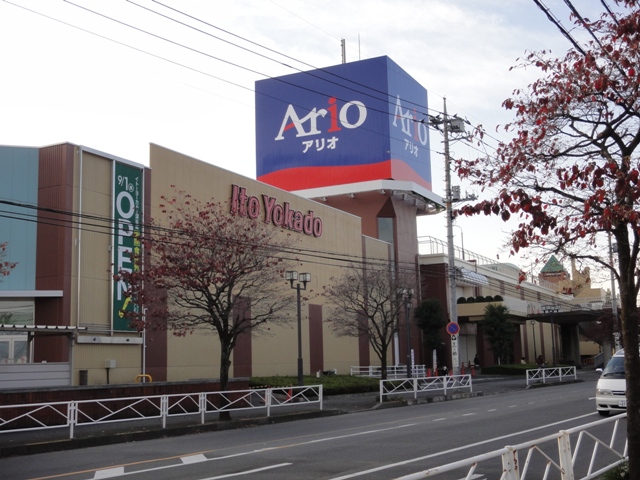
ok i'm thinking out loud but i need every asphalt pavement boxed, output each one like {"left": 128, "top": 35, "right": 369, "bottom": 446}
{"left": 0, "top": 368, "right": 601, "bottom": 458}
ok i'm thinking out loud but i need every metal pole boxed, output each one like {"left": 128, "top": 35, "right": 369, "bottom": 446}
{"left": 297, "top": 284, "right": 303, "bottom": 386}
{"left": 405, "top": 300, "right": 412, "bottom": 378}
{"left": 531, "top": 321, "right": 537, "bottom": 359}
{"left": 608, "top": 233, "right": 621, "bottom": 351}
{"left": 551, "top": 313, "right": 557, "bottom": 367}
{"left": 444, "top": 98, "right": 460, "bottom": 376}
{"left": 453, "top": 224, "right": 465, "bottom": 260}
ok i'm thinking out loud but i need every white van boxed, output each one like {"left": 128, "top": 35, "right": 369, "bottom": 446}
{"left": 595, "top": 349, "right": 627, "bottom": 416}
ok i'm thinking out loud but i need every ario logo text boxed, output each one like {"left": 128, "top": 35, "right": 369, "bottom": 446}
{"left": 275, "top": 97, "right": 367, "bottom": 140}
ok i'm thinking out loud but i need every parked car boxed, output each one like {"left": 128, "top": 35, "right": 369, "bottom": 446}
{"left": 595, "top": 349, "right": 627, "bottom": 416}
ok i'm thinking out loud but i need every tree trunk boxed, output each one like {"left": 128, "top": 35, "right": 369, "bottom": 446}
{"left": 218, "top": 342, "right": 233, "bottom": 421}
{"left": 616, "top": 229, "right": 640, "bottom": 480}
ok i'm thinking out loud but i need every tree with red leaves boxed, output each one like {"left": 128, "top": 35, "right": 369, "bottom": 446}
{"left": 456, "top": 3, "right": 640, "bottom": 474}
{"left": 116, "top": 191, "right": 295, "bottom": 419}
{"left": 0, "top": 242, "right": 17, "bottom": 280}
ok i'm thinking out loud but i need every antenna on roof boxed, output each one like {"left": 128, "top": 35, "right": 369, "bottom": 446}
{"left": 341, "top": 39, "right": 346, "bottom": 64}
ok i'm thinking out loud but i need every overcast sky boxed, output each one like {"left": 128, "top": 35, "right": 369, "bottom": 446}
{"left": 0, "top": 0, "right": 624, "bottom": 276}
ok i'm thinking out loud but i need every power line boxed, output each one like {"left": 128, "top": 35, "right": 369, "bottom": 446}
{"left": 0, "top": 197, "right": 428, "bottom": 277}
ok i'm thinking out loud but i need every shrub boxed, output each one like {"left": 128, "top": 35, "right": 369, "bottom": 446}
{"left": 475, "top": 295, "right": 486, "bottom": 302}
{"left": 601, "top": 462, "right": 628, "bottom": 480}
{"left": 484, "top": 295, "right": 494, "bottom": 302}
{"left": 493, "top": 295, "right": 504, "bottom": 301}
{"left": 457, "top": 297, "right": 467, "bottom": 304}
{"left": 466, "top": 297, "right": 476, "bottom": 303}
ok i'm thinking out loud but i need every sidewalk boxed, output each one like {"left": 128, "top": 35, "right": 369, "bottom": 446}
{"left": 0, "top": 370, "right": 599, "bottom": 458}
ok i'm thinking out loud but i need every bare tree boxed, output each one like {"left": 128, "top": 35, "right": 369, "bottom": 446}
{"left": 323, "top": 261, "right": 415, "bottom": 380}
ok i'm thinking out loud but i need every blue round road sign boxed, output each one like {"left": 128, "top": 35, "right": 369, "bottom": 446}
{"left": 446, "top": 322, "right": 460, "bottom": 335}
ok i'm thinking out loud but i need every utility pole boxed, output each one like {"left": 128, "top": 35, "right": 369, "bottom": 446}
{"left": 442, "top": 99, "right": 460, "bottom": 376}
{"left": 429, "top": 99, "right": 475, "bottom": 377}
{"left": 609, "top": 234, "right": 621, "bottom": 352}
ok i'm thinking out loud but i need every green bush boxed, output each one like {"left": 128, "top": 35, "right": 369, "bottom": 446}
{"left": 484, "top": 295, "right": 494, "bottom": 302}
{"left": 480, "top": 364, "right": 535, "bottom": 376}
{"left": 493, "top": 295, "right": 504, "bottom": 301}
{"left": 601, "top": 462, "right": 628, "bottom": 480}
{"left": 475, "top": 295, "right": 486, "bottom": 302}
{"left": 250, "top": 374, "right": 379, "bottom": 395}
{"left": 466, "top": 297, "right": 476, "bottom": 303}
{"left": 457, "top": 297, "right": 467, "bottom": 304}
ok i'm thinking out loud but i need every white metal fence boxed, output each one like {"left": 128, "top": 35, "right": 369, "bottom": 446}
{"left": 351, "top": 365, "right": 428, "bottom": 378}
{"left": 380, "top": 375, "right": 472, "bottom": 402}
{"left": 526, "top": 366, "right": 577, "bottom": 386}
{"left": 0, "top": 385, "right": 323, "bottom": 439}
{"left": 394, "top": 413, "right": 628, "bottom": 479}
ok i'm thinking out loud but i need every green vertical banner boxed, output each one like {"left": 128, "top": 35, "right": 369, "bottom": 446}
{"left": 113, "top": 162, "right": 143, "bottom": 331}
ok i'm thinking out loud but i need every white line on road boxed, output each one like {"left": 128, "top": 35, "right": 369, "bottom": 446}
{"left": 80, "top": 424, "right": 418, "bottom": 479}
{"left": 199, "top": 463, "right": 292, "bottom": 479}
{"left": 328, "top": 412, "right": 596, "bottom": 479}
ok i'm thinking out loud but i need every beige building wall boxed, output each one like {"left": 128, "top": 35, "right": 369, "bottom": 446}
{"left": 150, "top": 144, "right": 368, "bottom": 380}
{"left": 71, "top": 148, "right": 145, "bottom": 384}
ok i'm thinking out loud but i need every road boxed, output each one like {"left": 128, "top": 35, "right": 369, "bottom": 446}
{"left": 0, "top": 375, "right": 621, "bottom": 479}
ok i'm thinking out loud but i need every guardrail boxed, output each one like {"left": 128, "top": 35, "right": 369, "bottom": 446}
{"left": 0, "top": 385, "right": 322, "bottom": 439}
{"left": 526, "top": 366, "right": 577, "bottom": 385}
{"left": 380, "top": 375, "right": 472, "bottom": 402}
{"left": 351, "top": 365, "right": 427, "bottom": 378}
{"left": 395, "top": 413, "right": 628, "bottom": 479}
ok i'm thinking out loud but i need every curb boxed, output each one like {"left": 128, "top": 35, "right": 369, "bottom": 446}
{"left": 0, "top": 408, "right": 347, "bottom": 458}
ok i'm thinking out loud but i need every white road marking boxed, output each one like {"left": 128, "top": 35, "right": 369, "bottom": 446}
{"left": 433, "top": 418, "right": 447, "bottom": 421}
{"left": 199, "top": 463, "right": 292, "bottom": 479}
{"left": 329, "top": 412, "right": 596, "bottom": 479}
{"left": 182, "top": 454, "right": 208, "bottom": 464}
{"left": 80, "top": 424, "right": 417, "bottom": 478}
{"left": 94, "top": 467, "right": 125, "bottom": 478}
{"left": 462, "top": 413, "right": 476, "bottom": 417}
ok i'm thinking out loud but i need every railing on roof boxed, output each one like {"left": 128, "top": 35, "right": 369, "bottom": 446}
{"left": 528, "top": 296, "right": 616, "bottom": 315}
{"left": 417, "top": 236, "right": 522, "bottom": 279}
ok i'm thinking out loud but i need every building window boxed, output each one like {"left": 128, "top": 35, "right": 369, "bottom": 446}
{"left": 0, "top": 335, "right": 29, "bottom": 363}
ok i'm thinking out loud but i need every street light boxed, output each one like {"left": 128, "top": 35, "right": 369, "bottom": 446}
{"left": 285, "top": 271, "right": 311, "bottom": 386}
{"left": 398, "top": 288, "right": 414, "bottom": 378}
{"left": 530, "top": 319, "right": 537, "bottom": 360}
{"left": 541, "top": 304, "right": 560, "bottom": 366}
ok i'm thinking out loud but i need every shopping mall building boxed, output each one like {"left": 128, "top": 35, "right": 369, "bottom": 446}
{"left": 0, "top": 56, "right": 605, "bottom": 388}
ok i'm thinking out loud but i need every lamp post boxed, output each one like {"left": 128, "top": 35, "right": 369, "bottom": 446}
{"left": 541, "top": 304, "right": 559, "bottom": 366}
{"left": 286, "top": 271, "right": 311, "bottom": 386}
{"left": 530, "top": 319, "right": 537, "bottom": 360}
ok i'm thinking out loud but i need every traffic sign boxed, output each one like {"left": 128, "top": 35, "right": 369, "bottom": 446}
{"left": 446, "top": 322, "right": 460, "bottom": 335}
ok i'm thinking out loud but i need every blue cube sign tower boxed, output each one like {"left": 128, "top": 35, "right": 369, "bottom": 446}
{"left": 256, "top": 56, "right": 432, "bottom": 192}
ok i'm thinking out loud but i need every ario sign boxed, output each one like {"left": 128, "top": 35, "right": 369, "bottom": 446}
{"left": 255, "top": 55, "right": 432, "bottom": 192}
{"left": 230, "top": 184, "right": 323, "bottom": 238}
